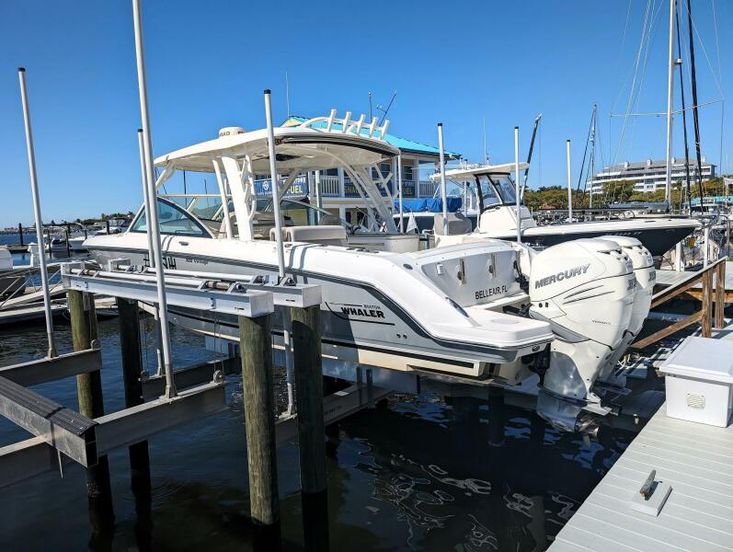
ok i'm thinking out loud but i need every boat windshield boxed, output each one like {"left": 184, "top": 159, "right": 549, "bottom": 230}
{"left": 476, "top": 174, "right": 518, "bottom": 208}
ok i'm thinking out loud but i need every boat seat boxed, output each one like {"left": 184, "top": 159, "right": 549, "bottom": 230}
{"left": 270, "top": 225, "right": 348, "bottom": 246}
{"left": 433, "top": 213, "right": 472, "bottom": 235}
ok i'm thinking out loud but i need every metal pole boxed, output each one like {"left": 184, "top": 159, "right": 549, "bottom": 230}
{"left": 514, "top": 126, "right": 522, "bottom": 244}
{"left": 132, "top": 0, "right": 176, "bottom": 398}
{"left": 675, "top": 240, "right": 683, "bottom": 271}
{"left": 664, "top": 0, "right": 677, "bottom": 203}
{"left": 437, "top": 123, "right": 448, "bottom": 236}
{"left": 397, "top": 155, "right": 404, "bottom": 232}
{"left": 566, "top": 139, "right": 573, "bottom": 221}
{"left": 137, "top": 130, "right": 155, "bottom": 266}
{"left": 703, "top": 226, "right": 710, "bottom": 268}
{"left": 264, "top": 89, "right": 286, "bottom": 281}
{"left": 138, "top": 129, "right": 164, "bottom": 375}
{"left": 314, "top": 171, "right": 323, "bottom": 210}
{"left": 17, "top": 67, "right": 56, "bottom": 358}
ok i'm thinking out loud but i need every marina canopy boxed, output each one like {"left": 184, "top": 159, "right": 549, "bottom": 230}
{"left": 154, "top": 126, "right": 399, "bottom": 174}
{"left": 432, "top": 163, "right": 530, "bottom": 181}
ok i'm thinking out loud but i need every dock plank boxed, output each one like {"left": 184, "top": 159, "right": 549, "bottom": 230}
{"left": 550, "top": 404, "right": 733, "bottom": 552}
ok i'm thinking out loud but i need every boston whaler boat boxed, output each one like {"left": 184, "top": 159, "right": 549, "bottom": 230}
{"left": 431, "top": 164, "right": 700, "bottom": 258}
{"left": 85, "top": 113, "right": 654, "bottom": 431}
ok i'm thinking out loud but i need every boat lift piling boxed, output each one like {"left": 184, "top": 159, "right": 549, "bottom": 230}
{"left": 68, "top": 290, "right": 115, "bottom": 533}
{"left": 240, "top": 312, "right": 281, "bottom": 542}
{"left": 0, "top": 263, "right": 340, "bottom": 548}
{"left": 116, "top": 297, "right": 152, "bottom": 524}
{"left": 292, "top": 305, "right": 330, "bottom": 551}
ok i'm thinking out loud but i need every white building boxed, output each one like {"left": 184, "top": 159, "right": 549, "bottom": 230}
{"left": 590, "top": 157, "right": 717, "bottom": 195}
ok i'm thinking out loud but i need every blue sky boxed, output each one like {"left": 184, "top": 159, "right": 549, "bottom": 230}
{"left": 1, "top": 0, "right": 730, "bottom": 227}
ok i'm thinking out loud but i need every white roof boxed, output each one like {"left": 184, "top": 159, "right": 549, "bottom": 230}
{"left": 431, "top": 162, "right": 530, "bottom": 181}
{"left": 154, "top": 126, "right": 400, "bottom": 174}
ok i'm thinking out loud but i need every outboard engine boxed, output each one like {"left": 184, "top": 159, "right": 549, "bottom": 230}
{"left": 595, "top": 236, "right": 655, "bottom": 386}
{"left": 528, "top": 239, "right": 635, "bottom": 431}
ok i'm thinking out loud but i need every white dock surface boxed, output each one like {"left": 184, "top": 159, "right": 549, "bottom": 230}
{"left": 550, "top": 404, "right": 733, "bottom": 551}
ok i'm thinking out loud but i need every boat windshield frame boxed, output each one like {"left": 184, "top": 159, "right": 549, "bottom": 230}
{"left": 474, "top": 172, "right": 520, "bottom": 212}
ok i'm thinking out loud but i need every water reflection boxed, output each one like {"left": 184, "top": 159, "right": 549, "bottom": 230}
{"left": 0, "top": 317, "right": 636, "bottom": 552}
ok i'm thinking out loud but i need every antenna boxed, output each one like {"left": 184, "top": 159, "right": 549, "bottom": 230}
{"left": 482, "top": 117, "right": 488, "bottom": 162}
{"left": 376, "top": 91, "right": 397, "bottom": 126}
{"left": 368, "top": 92, "right": 373, "bottom": 121}
{"left": 285, "top": 71, "right": 291, "bottom": 118}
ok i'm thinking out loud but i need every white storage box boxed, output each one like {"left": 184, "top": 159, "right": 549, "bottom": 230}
{"left": 661, "top": 336, "right": 733, "bottom": 427}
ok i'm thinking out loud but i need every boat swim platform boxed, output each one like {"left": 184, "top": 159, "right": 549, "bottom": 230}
{"left": 549, "top": 324, "right": 733, "bottom": 552}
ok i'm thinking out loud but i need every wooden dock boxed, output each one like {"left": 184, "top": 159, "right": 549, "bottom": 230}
{"left": 656, "top": 260, "right": 733, "bottom": 304}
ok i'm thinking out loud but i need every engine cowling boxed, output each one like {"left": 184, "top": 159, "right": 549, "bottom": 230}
{"left": 528, "top": 238, "right": 636, "bottom": 429}
{"left": 595, "top": 236, "right": 655, "bottom": 385}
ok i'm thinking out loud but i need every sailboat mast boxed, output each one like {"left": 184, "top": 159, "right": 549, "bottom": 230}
{"left": 686, "top": 0, "right": 705, "bottom": 209}
{"left": 589, "top": 104, "right": 597, "bottom": 209}
{"left": 664, "top": 0, "right": 677, "bottom": 203}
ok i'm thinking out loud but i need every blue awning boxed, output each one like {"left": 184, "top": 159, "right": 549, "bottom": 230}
{"left": 395, "top": 198, "right": 463, "bottom": 213}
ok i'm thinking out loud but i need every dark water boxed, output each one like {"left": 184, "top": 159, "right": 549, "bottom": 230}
{"left": 0, "top": 317, "right": 637, "bottom": 551}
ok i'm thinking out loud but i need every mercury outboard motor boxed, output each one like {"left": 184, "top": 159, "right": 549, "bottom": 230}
{"left": 528, "top": 238, "right": 635, "bottom": 431}
{"left": 595, "top": 236, "right": 654, "bottom": 386}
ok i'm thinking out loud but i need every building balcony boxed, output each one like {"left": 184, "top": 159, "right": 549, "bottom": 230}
{"left": 253, "top": 175, "right": 438, "bottom": 201}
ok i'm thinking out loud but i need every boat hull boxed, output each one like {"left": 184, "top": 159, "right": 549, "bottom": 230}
{"left": 87, "top": 240, "right": 548, "bottom": 383}
{"left": 494, "top": 220, "right": 698, "bottom": 257}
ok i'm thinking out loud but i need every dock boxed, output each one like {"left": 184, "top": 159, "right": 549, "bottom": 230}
{"left": 656, "top": 260, "right": 733, "bottom": 304}
{"left": 550, "top": 326, "right": 733, "bottom": 552}
{"left": 550, "top": 403, "right": 733, "bottom": 551}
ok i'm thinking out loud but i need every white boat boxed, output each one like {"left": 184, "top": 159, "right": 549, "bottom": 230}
{"left": 0, "top": 246, "right": 25, "bottom": 300}
{"left": 85, "top": 113, "right": 653, "bottom": 431}
{"left": 421, "top": 164, "right": 700, "bottom": 258}
{"left": 68, "top": 236, "right": 87, "bottom": 252}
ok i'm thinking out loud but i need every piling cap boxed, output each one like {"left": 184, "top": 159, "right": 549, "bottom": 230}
{"left": 264, "top": 88, "right": 271, "bottom": 94}
{"left": 18, "top": 67, "right": 26, "bottom": 72}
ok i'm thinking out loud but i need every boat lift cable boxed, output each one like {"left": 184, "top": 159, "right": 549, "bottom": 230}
{"left": 685, "top": 0, "right": 706, "bottom": 209}
{"left": 674, "top": 3, "right": 694, "bottom": 213}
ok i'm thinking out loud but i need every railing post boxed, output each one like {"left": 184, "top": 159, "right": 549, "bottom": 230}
{"left": 239, "top": 313, "right": 281, "bottom": 547}
{"left": 715, "top": 261, "right": 726, "bottom": 329}
{"left": 701, "top": 269, "right": 713, "bottom": 337}
{"left": 291, "top": 305, "right": 329, "bottom": 552}
{"left": 68, "top": 290, "right": 115, "bottom": 537}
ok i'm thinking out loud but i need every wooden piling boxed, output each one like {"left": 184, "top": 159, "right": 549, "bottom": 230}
{"left": 67, "top": 290, "right": 115, "bottom": 532}
{"left": 117, "top": 298, "right": 152, "bottom": 547}
{"left": 701, "top": 270, "right": 713, "bottom": 337}
{"left": 715, "top": 261, "right": 726, "bottom": 329}
{"left": 239, "top": 313, "right": 281, "bottom": 542}
{"left": 17, "top": 222, "right": 23, "bottom": 246}
{"left": 291, "top": 305, "right": 329, "bottom": 551}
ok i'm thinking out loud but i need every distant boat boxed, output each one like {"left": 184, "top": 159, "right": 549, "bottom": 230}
{"left": 68, "top": 236, "right": 87, "bottom": 252}
{"left": 0, "top": 247, "right": 30, "bottom": 301}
